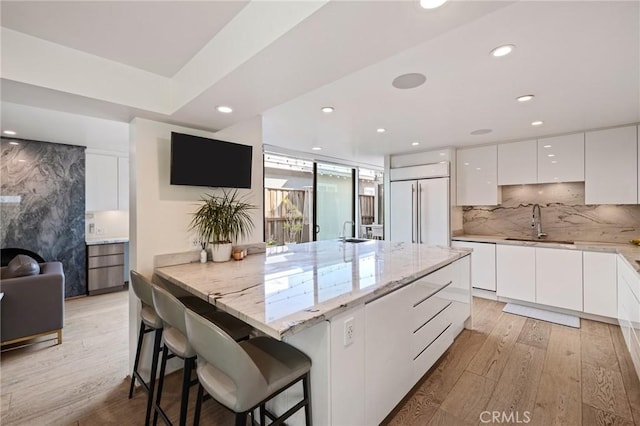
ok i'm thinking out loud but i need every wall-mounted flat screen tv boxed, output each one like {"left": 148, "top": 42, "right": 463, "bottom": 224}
{"left": 170, "top": 132, "right": 252, "bottom": 188}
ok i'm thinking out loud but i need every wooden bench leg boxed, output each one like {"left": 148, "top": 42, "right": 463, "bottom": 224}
{"left": 57, "top": 329, "right": 62, "bottom": 345}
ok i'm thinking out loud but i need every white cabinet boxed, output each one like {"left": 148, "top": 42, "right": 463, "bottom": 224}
{"left": 583, "top": 251, "right": 617, "bottom": 318}
{"left": 451, "top": 241, "right": 496, "bottom": 291}
{"left": 537, "top": 133, "right": 584, "bottom": 183}
{"left": 364, "top": 285, "right": 412, "bottom": 426}
{"left": 638, "top": 125, "right": 639, "bottom": 204}
{"left": 535, "top": 247, "right": 582, "bottom": 311}
{"left": 86, "top": 153, "right": 118, "bottom": 211}
{"left": 498, "top": 140, "right": 537, "bottom": 185}
{"left": 457, "top": 145, "right": 500, "bottom": 206}
{"left": 118, "top": 157, "right": 129, "bottom": 211}
{"left": 85, "top": 153, "right": 129, "bottom": 211}
{"left": 617, "top": 257, "right": 640, "bottom": 378}
{"left": 363, "top": 257, "right": 471, "bottom": 424}
{"left": 585, "top": 125, "right": 638, "bottom": 204}
{"left": 496, "top": 245, "right": 535, "bottom": 302}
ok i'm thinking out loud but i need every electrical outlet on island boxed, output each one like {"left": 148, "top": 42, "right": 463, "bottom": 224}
{"left": 344, "top": 317, "right": 354, "bottom": 347}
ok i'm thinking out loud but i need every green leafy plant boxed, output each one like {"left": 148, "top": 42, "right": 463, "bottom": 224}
{"left": 282, "top": 197, "right": 303, "bottom": 243}
{"left": 189, "top": 190, "right": 256, "bottom": 245}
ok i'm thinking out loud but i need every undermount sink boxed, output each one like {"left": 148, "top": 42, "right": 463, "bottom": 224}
{"left": 505, "top": 237, "right": 574, "bottom": 245}
{"left": 343, "top": 238, "right": 370, "bottom": 243}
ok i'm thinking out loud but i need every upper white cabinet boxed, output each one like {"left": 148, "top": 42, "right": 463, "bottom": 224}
{"left": 498, "top": 140, "right": 537, "bottom": 185}
{"left": 86, "top": 152, "right": 129, "bottom": 211}
{"left": 86, "top": 153, "right": 118, "bottom": 211}
{"left": 585, "top": 125, "right": 638, "bottom": 204}
{"left": 583, "top": 251, "right": 617, "bottom": 318}
{"left": 456, "top": 145, "right": 500, "bottom": 206}
{"left": 535, "top": 247, "right": 582, "bottom": 312}
{"left": 537, "top": 133, "right": 585, "bottom": 183}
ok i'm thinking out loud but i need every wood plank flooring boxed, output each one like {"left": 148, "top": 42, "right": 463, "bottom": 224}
{"left": 386, "top": 302, "right": 640, "bottom": 426}
{"left": 1, "top": 292, "right": 639, "bottom": 425}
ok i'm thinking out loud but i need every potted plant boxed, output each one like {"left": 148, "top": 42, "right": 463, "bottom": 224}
{"left": 189, "top": 189, "right": 255, "bottom": 262}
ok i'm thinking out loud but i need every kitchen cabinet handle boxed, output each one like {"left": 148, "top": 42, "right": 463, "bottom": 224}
{"left": 418, "top": 183, "right": 423, "bottom": 244}
{"left": 411, "top": 184, "right": 416, "bottom": 243}
{"left": 413, "top": 280, "right": 453, "bottom": 307}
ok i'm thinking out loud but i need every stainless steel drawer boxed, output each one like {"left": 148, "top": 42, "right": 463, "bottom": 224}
{"left": 88, "top": 265, "right": 125, "bottom": 293}
{"left": 88, "top": 243, "right": 125, "bottom": 257}
{"left": 88, "top": 254, "right": 124, "bottom": 269}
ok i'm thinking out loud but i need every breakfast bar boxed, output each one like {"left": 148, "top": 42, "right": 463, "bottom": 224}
{"left": 155, "top": 240, "right": 472, "bottom": 425}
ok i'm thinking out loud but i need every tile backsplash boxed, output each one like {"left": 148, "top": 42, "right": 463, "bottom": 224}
{"left": 463, "top": 182, "right": 640, "bottom": 243}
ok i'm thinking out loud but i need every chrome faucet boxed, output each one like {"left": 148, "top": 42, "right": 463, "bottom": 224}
{"left": 341, "top": 220, "right": 354, "bottom": 241}
{"left": 531, "top": 204, "right": 547, "bottom": 239}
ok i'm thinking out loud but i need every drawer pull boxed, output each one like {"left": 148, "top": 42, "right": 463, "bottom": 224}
{"left": 414, "top": 301, "right": 452, "bottom": 334}
{"left": 413, "top": 280, "right": 453, "bottom": 308}
{"left": 413, "top": 323, "right": 452, "bottom": 361}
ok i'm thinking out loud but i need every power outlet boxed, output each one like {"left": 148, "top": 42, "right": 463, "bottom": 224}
{"left": 343, "top": 317, "right": 354, "bottom": 347}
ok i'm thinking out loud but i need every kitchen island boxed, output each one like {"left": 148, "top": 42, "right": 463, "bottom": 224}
{"left": 155, "top": 240, "right": 471, "bottom": 425}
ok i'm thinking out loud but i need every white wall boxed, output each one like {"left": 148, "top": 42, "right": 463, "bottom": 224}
{"left": 85, "top": 210, "right": 130, "bottom": 238}
{"left": 128, "top": 115, "right": 264, "bottom": 373}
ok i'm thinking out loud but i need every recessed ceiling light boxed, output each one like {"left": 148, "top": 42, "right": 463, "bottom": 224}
{"left": 216, "top": 105, "right": 233, "bottom": 113}
{"left": 476, "top": 167, "right": 481, "bottom": 171}
{"left": 551, "top": 160, "right": 558, "bottom": 164}
{"left": 490, "top": 44, "right": 515, "bottom": 58}
{"left": 412, "top": 142, "right": 420, "bottom": 146}
{"left": 3, "top": 130, "right": 17, "bottom": 135}
{"left": 321, "top": 107, "right": 334, "bottom": 113}
{"left": 516, "top": 95, "right": 534, "bottom": 102}
{"left": 376, "top": 128, "right": 386, "bottom": 133}
{"left": 470, "top": 129, "right": 492, "bottom": 135}
{"left": 392, "top": 73, "right": 427, "bottom": 89}
{"left": 531, "top": 120, "right": 544, "bottom": 126}
{"left": 420, "top": 0, "right": 448, "bottom": 9}
{"left": 439, "top": 161, "right": 447, "bottom": 164}
{"left": 547, "top": 154, "right": 555, "bottom": 157}
{"left": 543, "top": 144, "right": 552, "bottom": 148}
{"left": 312, "top": 146, "right": 322, "bottom": 151}
{"left": 464, "top": 162, "right": 470, "bottom": 166}
{"left": 439, "top": 152, "right": 445, "bottom": 156}
{"left": 9, "top": 141, "right": 19, "bottom": 145}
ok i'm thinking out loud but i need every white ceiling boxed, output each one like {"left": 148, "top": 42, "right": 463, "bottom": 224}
{"left": 1, "top": 1, "right": 639, "bottom": 168}
{"left": 1, "top": 1, "right": 249, "bottom": 77}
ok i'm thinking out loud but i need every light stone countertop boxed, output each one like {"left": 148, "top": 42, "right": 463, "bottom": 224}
{"left": 86, "top": 237, "right": 129, "bottom": 245}
{"left": 452, "top": 235, "right": 640, "bottom": 275}
{"left": 155, "top": 240, "right": 471, "bottom": 340}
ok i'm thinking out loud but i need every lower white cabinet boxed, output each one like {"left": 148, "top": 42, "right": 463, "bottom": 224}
{"left": 583, "top": 251, "right": 617, "bottom": 318}
{"left": 364, "top": 257, "right": 470, "bottom": 425}
{"left": 452, "top": 241, "right": 496, "bottom": 291}
{"left": 364, "top": 285, "right": 412, "bottom": 425}
{"left": 535, "top": 247, "right": 582, "bottom": 311}
{"left": 496, "top": 245, "right": 536, "bottom": 302}
{"left": 617, "top": 257, "right": 640, "bottom": 378}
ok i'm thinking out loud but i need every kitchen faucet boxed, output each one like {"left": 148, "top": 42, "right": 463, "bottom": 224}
{"left": 341, "top": 220, "right": 354, "bottom": 241}
{"left": 531, "top": 204, "right": 547, "bottom": 239}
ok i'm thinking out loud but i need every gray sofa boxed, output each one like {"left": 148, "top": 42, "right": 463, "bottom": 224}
{"left": 1, "top": 261, "right": 65, "bottom": 347}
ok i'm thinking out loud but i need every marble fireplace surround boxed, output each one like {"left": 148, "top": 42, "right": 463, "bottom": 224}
{"left": 462, "top": 182, "right": 640, "bottom": 244}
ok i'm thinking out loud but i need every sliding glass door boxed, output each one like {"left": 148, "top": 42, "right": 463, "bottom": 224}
{"left": 314, "top": 162, "right": 354, "bottom": 241}
{"left": 264, "top": 154, "right": 379, "bottom": 244}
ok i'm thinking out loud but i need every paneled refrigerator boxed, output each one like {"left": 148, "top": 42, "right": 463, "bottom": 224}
{"left": 389, "top": 164, "right": 450, "bottom": 246}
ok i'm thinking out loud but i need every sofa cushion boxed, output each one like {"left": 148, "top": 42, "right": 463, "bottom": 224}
{"left": 5, "top": 254, "right": 41, "bottom": 278}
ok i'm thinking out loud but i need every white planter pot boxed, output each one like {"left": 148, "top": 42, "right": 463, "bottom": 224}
{"left": 210, "top": 243, "right": 232, "bottom": 262}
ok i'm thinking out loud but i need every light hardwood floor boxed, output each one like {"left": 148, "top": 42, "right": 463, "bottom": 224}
{"left": 1, "top": 292, "right": 639, "bottom": 425}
